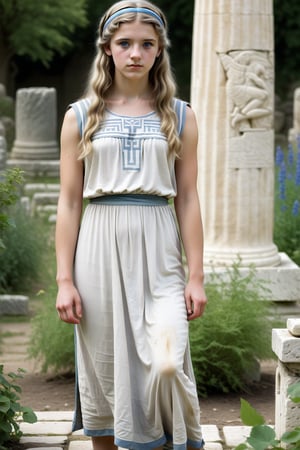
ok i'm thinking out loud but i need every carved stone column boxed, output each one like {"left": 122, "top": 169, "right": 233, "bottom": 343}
{"left": 289, "top": 88, "right": 300, "bottom": 143}
{"left": 191, "top": 0, "right": 280, "bottom": 267}
{"left": 11, "top": 87, "right": 59, "bottom": 160}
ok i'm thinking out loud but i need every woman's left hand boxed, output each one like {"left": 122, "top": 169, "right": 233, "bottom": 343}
{"left": 185, "top": 279, "right": 207, "bottom": 320}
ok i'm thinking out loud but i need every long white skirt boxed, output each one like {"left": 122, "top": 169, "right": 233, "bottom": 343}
{"left": 73, "top": 201, "right": 204, "bottom": 450}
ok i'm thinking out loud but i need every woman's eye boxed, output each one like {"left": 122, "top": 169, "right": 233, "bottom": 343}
{"left": 143, "top": 41, "right": 153, "bottom": 48}
{"left": 119, "top": 41, "right": 129, "bottom": 48}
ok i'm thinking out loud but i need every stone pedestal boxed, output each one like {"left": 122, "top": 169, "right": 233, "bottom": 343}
{"left": 272, "top": 321, "right": 300, "bottom": 437}
{"left": 11, "top": 87, "right": 59, "bottom": 160}
{"left": 191, "top": 0, "right": 280, "bottom": 267}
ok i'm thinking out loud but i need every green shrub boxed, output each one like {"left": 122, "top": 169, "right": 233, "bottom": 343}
{"left": 189, "top": 264, "right": 277, "bottom": 397}
{"left": 0, "top": 168, "right": 24, "bottom": 251}
{"left": 0, "top": 365, "right": 37, "bottom": 450}
{"left": 29, "top": 286, "right": 75, "bottom": 373}
{"left": 0, "top": 206, "right": 47, "bottom": 294}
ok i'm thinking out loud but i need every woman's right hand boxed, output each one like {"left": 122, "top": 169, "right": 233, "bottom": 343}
{"left": 56, "top": 281, "right": 82, "bottom": 324}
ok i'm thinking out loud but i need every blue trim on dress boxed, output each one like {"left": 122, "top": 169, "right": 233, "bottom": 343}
{"left": 82, "top": 426, "right": 205, "bottom": 449}
{"left": 90, "top": 194, "right": 168, "bottom": 206}
{"left": 114, "top": 435, "right": 205, "bottom": 450}
{"left": 115, "top": 435, "right": 167, "bottom": 449}
{"left": 84, "top": 428, "right": 114, "bottom": 437}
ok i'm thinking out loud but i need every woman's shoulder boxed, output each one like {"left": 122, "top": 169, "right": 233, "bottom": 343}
{"left": 172, "top": 97, "right": 190, "bottom": 136}
{"left": 68, "top": 97, "right": 92, "bottom": 137}
{"left": 69, "top": 97, "right": 91, "bottom": 115}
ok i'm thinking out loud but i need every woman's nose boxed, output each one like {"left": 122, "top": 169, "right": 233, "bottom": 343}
{"left": 130, "top": 44, "right": 141, "bottom": 59}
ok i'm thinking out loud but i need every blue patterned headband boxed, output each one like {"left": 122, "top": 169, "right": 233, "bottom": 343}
{"left": 103, "top": 7, "right": 165, "bottom": 31}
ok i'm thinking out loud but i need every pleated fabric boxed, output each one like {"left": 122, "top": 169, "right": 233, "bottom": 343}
{"left": 70, "top": 98, "right": 204, "bottom": 449}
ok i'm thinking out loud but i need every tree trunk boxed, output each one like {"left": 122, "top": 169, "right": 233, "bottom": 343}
{"left": 0, "top": 32, "right": 12, "bottom": 90}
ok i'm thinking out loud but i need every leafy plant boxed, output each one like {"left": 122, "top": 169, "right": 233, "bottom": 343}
{"left": 0, "top": 365, "right": 37, "bottom": 449}
{"left": 0, "top": 168, "right": 24, "bottom": 251}
{"left": 189, "top": 263, "right": 277, "bottom": 397}
{"left": 0, "top": 0, "right": 88, "bottom": 86}
{"left": 235, "top": 381, "right": 300, "bottom": 450}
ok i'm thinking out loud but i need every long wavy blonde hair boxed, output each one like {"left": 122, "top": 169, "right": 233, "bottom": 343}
{"left": 79, "top": 0, "right": 181, "bottom": 159}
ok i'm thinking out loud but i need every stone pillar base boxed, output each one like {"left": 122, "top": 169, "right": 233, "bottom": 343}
{"left": 6, "top": 159, "right": 60, "bottom": 178}
{"left": 204, "top": 244, "right": 281, "bottom": 268}
{"left": 11, "top": 141, "right": 59, "bottom": 160}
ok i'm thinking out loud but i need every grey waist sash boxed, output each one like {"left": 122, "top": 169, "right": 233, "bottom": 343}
{"left": 89, "top": 194, "right": 168, "bottom": 206}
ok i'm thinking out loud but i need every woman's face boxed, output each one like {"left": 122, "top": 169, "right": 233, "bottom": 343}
{"left": 105, "top": 20, "right": 161, "bottom": 83}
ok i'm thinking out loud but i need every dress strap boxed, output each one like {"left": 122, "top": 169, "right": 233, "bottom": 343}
{"left": 69, "top": 98, "right": 91, "bottom": 137}
{"left": 173, "top": 98, "right": 189, "bottom": 136}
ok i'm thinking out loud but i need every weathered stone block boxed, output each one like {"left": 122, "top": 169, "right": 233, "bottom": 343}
{"left": 275, "top": 361, "right": 300, "bottom": 437}
{"left": 272, "top": 329, "right": 300, "bottom": 362}
{"left": 287, "top": 318, "right": 300, "bottom": 337}
{"left": 0, "top": 295, "right": 29, "bottom": 315}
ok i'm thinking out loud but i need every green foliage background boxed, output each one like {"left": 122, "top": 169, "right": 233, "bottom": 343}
{"left": 1, "top": 0, "right": 299, "bottom": 99}
{"left": 0, "top": 207, "right": 46, "bottom": 294}
{"left": 0, "top": 0, "right": 87, "bottom": 67}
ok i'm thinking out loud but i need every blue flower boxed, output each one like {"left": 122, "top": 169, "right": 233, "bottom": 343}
{"left": 278, "top": 161, "right": 286, "bottom": 200}
{"left": 296, "top": 150, "right": 300, "bottom": 186}
{"left": 275, "top": 146, "right": 284, "bottom": 166}
{"left": 292, "top": 199, "right": 299, "bottom": 216}
{"left": 297, "top": 134, "right": 300, "bottom": 151}
{"left": 288, "top": 143, "right": 294, "bottom": 166}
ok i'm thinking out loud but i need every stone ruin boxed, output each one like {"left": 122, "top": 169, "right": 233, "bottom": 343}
{"left": 6, "top": 87, "right": 60, "bottom": 177}
{"left": 272, "top": 318, "right": 300, "bottom": 438}
{"left": 191, "top": 0, "right": 300, "bottom": 319}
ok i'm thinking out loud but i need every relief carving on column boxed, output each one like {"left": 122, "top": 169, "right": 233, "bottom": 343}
{"left": 220, "top": 51, "right": 273, "bottom": 135}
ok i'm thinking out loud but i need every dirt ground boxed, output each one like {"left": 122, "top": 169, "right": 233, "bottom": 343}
{"left": 17, "top": 360, "right": 276, "bottom": 429}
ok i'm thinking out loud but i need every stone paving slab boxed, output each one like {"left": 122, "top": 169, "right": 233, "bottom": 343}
{"left": 69, "top": 441, "right": 92, "bottom": 450}
{"left": 26, "top": 447, "right": 63, "bottom": 450}
{"left": 205, "top": 445, "right": 223, "bottom": 450}
{"left": 20, "top": 435, "right": 68, "bottom": 446}
{"left": 20, "top": 420, "right": 73, "bottom": 436}
{"left": 34, "top": 411, "right": 73, "bottom": 421}
{"left": 201, "top": 425, "right": 222, "bottom": 442}
{"left": 223, "top": 425, "right": 251, "bottom": 447}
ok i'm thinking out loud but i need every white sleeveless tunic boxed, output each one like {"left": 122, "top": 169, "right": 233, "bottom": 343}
{"left": 71, "top": 98, "right": 204, "bottom": 450}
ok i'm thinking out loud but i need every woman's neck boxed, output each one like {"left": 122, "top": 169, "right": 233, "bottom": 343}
{"left": 105, "top": 83, "right": 155, "bottom": 115}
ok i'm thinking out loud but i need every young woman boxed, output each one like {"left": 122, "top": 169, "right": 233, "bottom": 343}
{"left": 55, "top": 1, "right": 207, "bottom": 449}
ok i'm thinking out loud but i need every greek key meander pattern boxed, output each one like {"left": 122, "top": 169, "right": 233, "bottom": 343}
{"left": 93, "top": 116, "right": 166, "bottom": 171}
